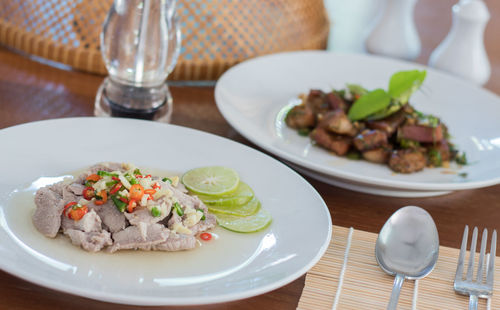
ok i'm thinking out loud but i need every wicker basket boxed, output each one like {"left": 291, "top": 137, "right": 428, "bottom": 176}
{"left": 0, "top": 0, "right": 329, "bottom": 80}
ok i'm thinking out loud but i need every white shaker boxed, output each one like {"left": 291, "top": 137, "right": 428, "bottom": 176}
{"left": 366, "top": 0, "right": 421, "bottom": 60}
{"left": 428, "top": 0, "right": 490, "bottom": 86}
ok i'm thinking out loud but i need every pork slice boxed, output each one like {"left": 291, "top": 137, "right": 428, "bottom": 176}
{"left": 109, "top": 224, "right": 169, "bottom": 252}
{"left": 366, "top": 108, "right": 407, "bottom": 135}
{"left": 61, "top": 209, "right": 102, "bottom": 232}
{"left": 285, "top": 104, "right": 316, "bottom": 129}
{"left": 64, "top": 229, "right": 112, "bottom": 252}
{"left": 62, "top": 185, "right": 80, "bottom": 205}
{"left": 33, "top": 183, "right": 66, "bottom": 238}
{"left": 188, "top": 213, "right": 217, "bottom": 235}
{"left": 153, "top": 234, "right": 197, "bottom": 251}
{"left": 172, "top": 187, "right": 204, "bottom": 210}
{"left": 75, "top": 162, "right": 125, "bottom": 184}
{"left": 388, "top": 149, "right": 427, "bottom": 173}
{"left": 125, "top": 208, "right": 165, "bottom": 226}
{"left": 353, "top": 129, "right": 388, "bottom": 151}
{"left": 318, "top": 109, "right": 356, "bottom": 136}
{"left": 67, "top": 183, "right": 85, "bottom": 196}
{"left": 89, "top": 200, "right": 127, "bottom": 233}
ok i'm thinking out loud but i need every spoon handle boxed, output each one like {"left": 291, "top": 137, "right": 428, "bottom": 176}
{"left": 387, "top": 273, "right": 405, "bottom": 310}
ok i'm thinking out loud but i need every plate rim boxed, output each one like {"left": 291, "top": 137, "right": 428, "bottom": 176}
{"left": 0, "top": 117, "right": 333, "bottom": 306}
{"left": 214, "top": 50, "right": 500, "bottom": 191}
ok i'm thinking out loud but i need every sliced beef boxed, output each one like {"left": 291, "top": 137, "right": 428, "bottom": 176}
{"left": 61, "top": 209, "right": 102, "bottom": 232}
{"left": 318, "top": 109, "right": 357, "bottom": 136}
{"left": 89, "top": 200, "right": 127, "bottom": 233}
{"left": 310, "top": 128, "right": 351, "bottom": 156}
{"left": 285, "top": 104, "right": 315, "bottom": 129}
{"left": 109, "top": 223, "right": 169, "bottom": 252}
{"left": 64, "top": 229, "right": 112, "bottom": 252}
{"left": 389, "top": 149, "right": 427, "bottom": 173}
{"left": 153, "top": 234, "right": 197, "bottom": 251}
{"left": 188, "top": 213, "right": 217, "bottom": 235}
{"left": 75, "top": 162, "right": 124, "bottom": 184}
{"left": 33, "top": 183, "right": 66, "bottom": 238}
{"left": 353, "top": 130, "right": 388, "bottom": 151}
{"left": 399, "top": 124, "right": 444, "bottom": 143}
{"left": 366, "top": 108, "right": 407, "bottom": 135}
{"left": 124, "top": 206, "right": 169, "bottom": 226}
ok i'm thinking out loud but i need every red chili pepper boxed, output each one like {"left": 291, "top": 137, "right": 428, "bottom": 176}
{"left": 82, "top": 187, "right": 95, "bottom": 200}
{"left": 110, "top": 183, "right": 122, "bottom": 195}
{"left": 144, "top": 189, "right": 156, "bottom": 195}
{"left": 63, "top": 202, "right": 78, "bottom": 218}
{"left": 119, "top": 197, "right": 128, "bottom": 203}
{"left": 145, "top": 174, "right": 152, "bottom": 178}
{"left": 112, "top": 176, "right": 120, "bottom": 181}
{"left": 68, "top": 205, "right": 88, "bottom": 221}
{"left": 135, "top": 175, "right": 143, "bottom": 179}
{"left": 200, "top": 233, "right": 212, "bottom": 241}
{"left": 94, "top": 190, "right": 108, "bottom": 205}
{"left": 86, "top": 174, "right": 101, "bottom": 182}
{"left": 127, "top": 199, "right": 137, "bottom": 213}
{"left": 152, "top": 183, "right": 160, "bottom": 190}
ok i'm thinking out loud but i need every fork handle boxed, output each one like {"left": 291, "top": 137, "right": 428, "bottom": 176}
{"left": 469, "top": 295, "right": 478, "bottom": 310}
{"left": 387, "top": 273, "right": 405, "bottom": 310}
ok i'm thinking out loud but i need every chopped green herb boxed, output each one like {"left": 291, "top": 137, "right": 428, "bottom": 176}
{"left": 84, "top": 180, "right": 94, "bottom": 187}
{"left": 106, "top": 180, "right": 118, "bottom": 187}
{"left": 198, "top": 209, "right": 206, "bottom": 220}
{"left": 297, "top": 128, "right": 311, "bottom": 136}
{"left": 162, "top": 177, "right": 172, "bottom": 183}
{"left": 111, "top": 195, "right": 126, "bottom": 212}
{"left": 458, "top": 172, "right": 468, "bottom": 178}
{"left": 97, "top": 171, "right": 118, "bottom": 177}
{"left": 125, "top": 173, "right": 138, "bottom": 185}
{"left": 173, "top": 202, "right": 184, "bottom": 216}
{"left": 151, "top": 207, "right": 161, "bottom": 217}
{"left": 133, "top": 168, "right": 142, "bottom": 176}
{"left": 399, "top": 139, "right": 420, "bottom": 149}
{"left": 428, "top": 149, "right": 442, "bottom": 166}
{"left": 455, "top": 152, "right": 468, "bottom": 165}
{"left": 346, "top": 151, "right": 361, "bottom": 160}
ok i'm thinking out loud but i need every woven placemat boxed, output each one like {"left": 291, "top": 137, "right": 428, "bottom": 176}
{"left": 298, "top": 226, "right": 500, "bottom": 310}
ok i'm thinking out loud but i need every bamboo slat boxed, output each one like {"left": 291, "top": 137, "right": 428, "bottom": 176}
{"left": 298, "top": 226, "right": 500, "bottom": 310}
{"left": 0, "top": 0, "right": 329, "bottom": 80}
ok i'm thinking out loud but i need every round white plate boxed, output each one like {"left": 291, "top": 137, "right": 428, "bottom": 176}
{"left": 0, "top": 117, "right": 332, "bottom": 306}
{"left": 215, "top": 51, "right": 500, "bottom": 192}
{"left": 288, "top": 163, "right": 451, "bottom": 197}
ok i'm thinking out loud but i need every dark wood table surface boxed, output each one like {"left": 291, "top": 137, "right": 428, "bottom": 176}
{"left": 1, "top": 0, "right": 500, "bottom": 309}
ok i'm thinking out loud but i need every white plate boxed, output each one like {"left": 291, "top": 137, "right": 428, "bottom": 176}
{"left": 215, "top": 51, "right": 500, "bottom": 192}
{"left": 288, "top": 163, "right": 451, "bottom": 197}
{"left": 0, "top": 117, "right": 332, "bottom": 306}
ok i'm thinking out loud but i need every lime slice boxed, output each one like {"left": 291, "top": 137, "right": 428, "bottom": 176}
{"left": 215, "top": 208, "right": 272, "bottom": 233}
{"left": 182, "top": 166, "right": 240, "bottom": 196}
{"left": 198, "top": 182, "right": 254, "bottom": 206}
{"left": 208, "top": 196, "right": 261, "bottom": 216}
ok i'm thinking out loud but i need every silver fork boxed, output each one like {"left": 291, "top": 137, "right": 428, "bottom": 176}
{"left": 454, "top": 225, "right": 497, "bottom": 310}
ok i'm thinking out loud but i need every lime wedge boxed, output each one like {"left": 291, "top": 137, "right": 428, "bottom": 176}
{"left": 198, "top": 181, "right": 254, "bottom": 206}
{"left": 215, "top": 208, "right": 272, "bottom": 233}
{"left": 182, "top": 166, "right": 239, "bottom": 196}
{"left": 208, "top": 196, "right": 261, "bottom": 216}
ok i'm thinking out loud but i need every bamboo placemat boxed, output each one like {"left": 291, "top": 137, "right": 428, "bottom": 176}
{"left": 298, "top": 226, "right": 500, "bottom": 310}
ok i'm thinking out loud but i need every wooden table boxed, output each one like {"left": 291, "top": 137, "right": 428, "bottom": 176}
{"left": 1, "top": 0, "right": 499, "bottom": 309}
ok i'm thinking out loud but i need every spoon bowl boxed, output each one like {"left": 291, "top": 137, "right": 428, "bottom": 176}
{"left": 375, "top": 206, "right": 439, "bottom": 309}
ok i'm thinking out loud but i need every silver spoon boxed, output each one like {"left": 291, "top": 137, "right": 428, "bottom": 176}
{"left": 375, "top": 206, "right": 439, "bottom": 310}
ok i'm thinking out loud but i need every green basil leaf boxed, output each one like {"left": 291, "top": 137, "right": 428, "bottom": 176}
{"left": 346, "top": 83, "right": 368, "bottom": 97}
{"left": 388, "top": 70, "right": 426, "bottom": 103}
{"left": 365, "top": 102, "right": 403, "bottom": 120}
{"left": 347, "top": 88, "right": 391, "bottom": 121}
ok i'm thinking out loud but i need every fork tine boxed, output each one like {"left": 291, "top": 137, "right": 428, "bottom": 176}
{"left": 456, "top": 225, "right": 469, "bottom": 282}
{"left": 486, "top": 229, "right": 497, "bottom": 286}
{"left": 476, "top": 229, "right": 488, "bottom": 283}
{"left": 466, "top": 227, "right": 478, "bottom": 281}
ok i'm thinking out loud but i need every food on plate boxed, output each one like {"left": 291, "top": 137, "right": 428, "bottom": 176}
{"left": 285, "top": 70, "right": 467, "bottom": 173}
{"left": 32, "top": 162, "right": 217, "bottom": 252}
{"left": 181, "top": 167, "right": 272, "bottom": 232}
